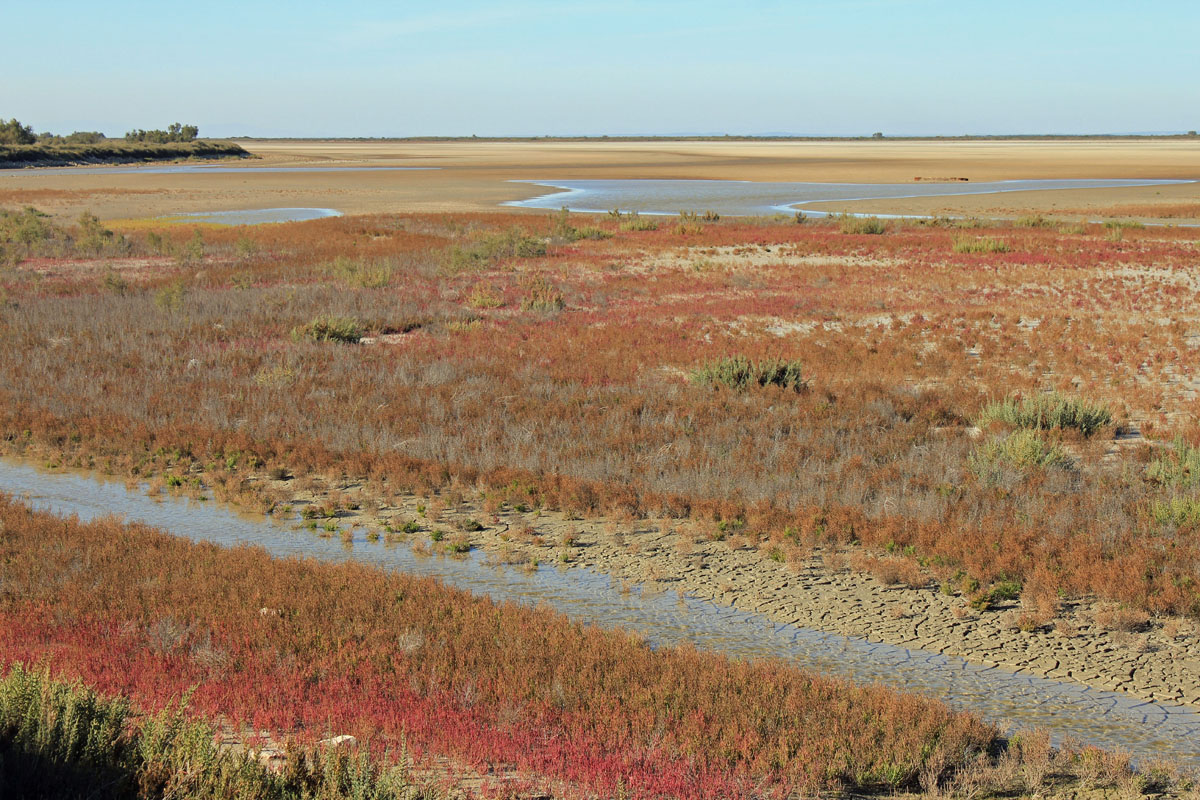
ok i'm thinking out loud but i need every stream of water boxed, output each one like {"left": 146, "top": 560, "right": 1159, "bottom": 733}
{"left": 505, "top": 178, "right": 1191, "bottom": 217}
{"left": 1, "top": 459, "right": 1197, "bottom": 765}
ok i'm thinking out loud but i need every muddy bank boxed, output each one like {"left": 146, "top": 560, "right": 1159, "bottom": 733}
{"left": 142, "top": 461, "right": 1200, "bottom": 711}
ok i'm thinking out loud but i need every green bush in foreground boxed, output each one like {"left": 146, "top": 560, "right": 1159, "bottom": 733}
{"left": 977, "top": 393, "right": 1112, "bottom": 437}
{"left": 691, "top": 356, "right": 805, "bottom": 392}
{"left": 0, "top": 663, "right": 425, "bottom": 800}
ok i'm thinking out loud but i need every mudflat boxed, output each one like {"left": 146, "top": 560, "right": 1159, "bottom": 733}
{"left": 3, "top": 138, "right": 1199, "bottom": 222}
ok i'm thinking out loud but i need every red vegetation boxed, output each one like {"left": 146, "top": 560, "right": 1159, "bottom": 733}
{"left": 0, "top": 496, "right": 993, "bottom": 797}
{"left": 2, "top": 211, "right": 1200, "bottom": 617}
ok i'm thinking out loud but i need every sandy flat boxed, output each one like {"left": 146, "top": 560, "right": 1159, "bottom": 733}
{"left": 1, "top": 139, "right": 1198, "bottom": 221}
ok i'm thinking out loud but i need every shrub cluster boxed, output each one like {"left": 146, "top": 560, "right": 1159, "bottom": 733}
{"left": 953, "top": 236, "right": 1010, "bottom": 254}
{"left": 691, "top": 356, "right": 805, "bottom": 392}
{"left": 837, "top": 215, "right": 887, "bottom": 234}
{"left": 977, "top": 393, "right": 1112, "bottom": 437}
{"left": 295, "top": 315, "right": 363, "bottom": 344}
{"left": 443, "top": 228, "right": 546, "bottom": 271}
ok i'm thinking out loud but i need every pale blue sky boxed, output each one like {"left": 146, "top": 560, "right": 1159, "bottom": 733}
{"left": 4, "top": 0, "right": 1197, "bottom": 137}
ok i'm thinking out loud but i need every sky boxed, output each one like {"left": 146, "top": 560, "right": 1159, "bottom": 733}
{"left": 4, "top": 0, "right": 1198, "bottom": 138}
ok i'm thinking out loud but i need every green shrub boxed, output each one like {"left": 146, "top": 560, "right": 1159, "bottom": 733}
{"left": 295, "top": 315, "right": 363, "bottom": 344}
{"left": 1014, "top": 215, "right": 1054, "bottom": 228}
{"left": 1104, "top": 219, "right": 1145, "bottom": 231}
{"left": 953, "top": 236, "right": 1009, "bottom": 254}
{"left": 969, "top": 430, "right": 1073, "bottom": 480}
{"left": 444, "top": 228, "right": 546, "bottom": 272}
{"left": 1146, "top": 437, "right": 1200, "bottom": 488}
{"left": 616, "top": 211, "right": 658, "bottom": 231}
{"left": 466, "top": 283, "right": 503, "bottom": 309}
{"left": 1103, "top": 220, "right": 1144, "bottom": 243}
{"left": 691, "top": 356, "right": 805, "bottom": 392}
{"left": 0, "top": 663, "right": 424, "bottom": 799}
{"left": 977, "top": 393, "right": 1112, "bottom": 437}
{"left": 550, "top": 208, "right": 612, "bottom": 242}
{"left": 1149, "top": 495, "right": 1200, "bottom": 528}
{"left": 572, "top": 225, "right": 612, "bottom": 240}
{"left": 520, "top": 278, "right": 565, "bottom": 312}
{"left": 0, "top": 206, "right": 60, "bottom": 264}
{"left": 988, "top": 580, "right": 1022, "bottom": 602}
{"left": 675, "top": 211, "right": 705, "bottom": 235}
{"left": 837, "top": 215, "right": 887, "bottom": 235}
{"left": 153, "top": 282, "right": 188, "bottom": 313}
{"left": 75, "top": 211, "right": 116, "bottom": 255}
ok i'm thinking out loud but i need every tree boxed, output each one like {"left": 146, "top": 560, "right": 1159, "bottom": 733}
{"left": 0, "top": 118, "right": 36, "bottom": 145}
{"left": 125, "top": 124, "right": 200, "bottom": 143}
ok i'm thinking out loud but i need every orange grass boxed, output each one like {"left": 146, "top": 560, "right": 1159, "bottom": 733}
{"left": 3, "top": 210, "right": 1200, "bottom": 617}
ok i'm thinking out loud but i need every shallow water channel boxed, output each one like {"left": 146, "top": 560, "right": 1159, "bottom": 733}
{"left": 2, "top": 458, "right": 1198, "bottom": 766}
{"left": 506, "top": 178, "right": 1191, "bottom": 217}
{"left": 159, "top": 208, "right": 343, "bottom": 225}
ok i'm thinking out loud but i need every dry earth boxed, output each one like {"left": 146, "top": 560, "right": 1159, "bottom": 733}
{"left": 181, "top": 468, "right": 1200, "bottom": 712}
{"left": 1, "top": 139, "right": 1198, "bottom": 222}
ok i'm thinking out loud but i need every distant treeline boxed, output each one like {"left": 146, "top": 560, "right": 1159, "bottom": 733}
{"left": 237, "top": 132, "right": 1200, "bottom": 143}
{"left": 0, "top": 118, "right": 245, "bottom": 168}
{"left": 124, "top": 122, "right": 199, "bottom": 143}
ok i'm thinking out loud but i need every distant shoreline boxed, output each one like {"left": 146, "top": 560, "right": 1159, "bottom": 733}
{"left": 229, "top": 133, "right": 1200, "bottom": 143}
{"left": 0, "top": 140, "right": 249, "bottom": 169}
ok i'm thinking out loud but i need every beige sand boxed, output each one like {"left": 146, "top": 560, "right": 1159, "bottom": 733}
{"left": 2, "top": 139, "right": 1198, "bottom": 222}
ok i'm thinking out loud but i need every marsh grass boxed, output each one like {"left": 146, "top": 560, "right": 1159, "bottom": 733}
{"left": 838, "top": 215, "right": 887, "bottom": 235}
{"left": 675, "top": 211, "right": 705, "bottom": 235}
{"left": 613, "top": 211, "right": 658, "bottom": 231}
{"left": 323, "top": 255, "right": 394, "bottom": 288}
